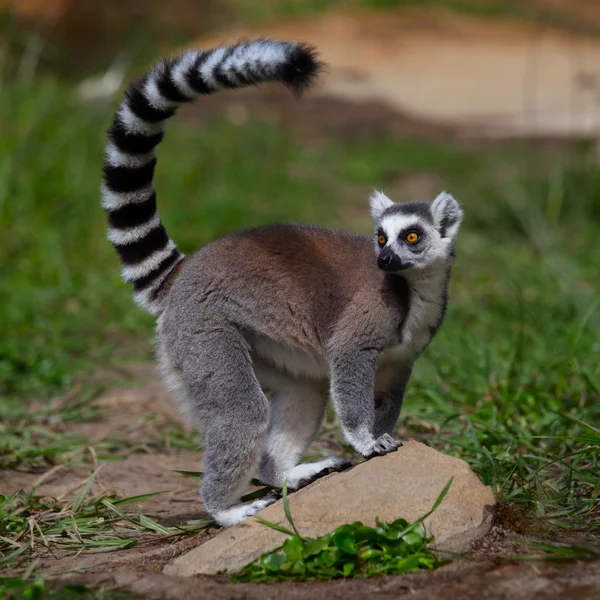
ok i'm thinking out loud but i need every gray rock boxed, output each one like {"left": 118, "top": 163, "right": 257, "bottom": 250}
{"left": 164, "top": 440, "right": 496, "bottom": 577}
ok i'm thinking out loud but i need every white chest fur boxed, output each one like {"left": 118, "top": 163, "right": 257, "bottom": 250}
{"left": 385, "top": 266, "right": 449, "bottom": 362}
{"left": 249, "top": 333, "right": 329, "bottom": 380}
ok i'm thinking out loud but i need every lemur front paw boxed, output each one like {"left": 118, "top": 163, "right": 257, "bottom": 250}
{"left": 362, "top": 433, "right": 402, "bottom": 459}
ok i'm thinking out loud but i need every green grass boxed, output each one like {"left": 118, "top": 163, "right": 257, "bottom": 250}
{"left": 0, "top": 382, "right": 198, "bottom": 472}
{"left": 232, "top": 480, "right": 452, "bottom": 582}
{"left": 0, "top": 386, "right": 101, "bottom": 471}
{"left": 0, "top": 466, "right": 210, "bottom": 570}
{"left": 1, "top": 30, "right": 599, "bottom": 582}
{"left": 0, "top": 577, "right": 133, "bottom": 600}
{"left": 511, "top": 539, "right": 600, "bottom": 562}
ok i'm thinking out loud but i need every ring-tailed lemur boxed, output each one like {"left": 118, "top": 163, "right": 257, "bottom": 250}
{"left": 101, "top": 39, "right": 464, "bottom": 527}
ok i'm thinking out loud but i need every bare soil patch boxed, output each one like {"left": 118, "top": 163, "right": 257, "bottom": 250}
{"left": 187, "top": 9, "right": 600, "bottom": 140}
{"left": 2, "top": 369, "right": 598, "bottom": 598}
{"left": 60, "top": 553, "right": 600, "bottom": 600}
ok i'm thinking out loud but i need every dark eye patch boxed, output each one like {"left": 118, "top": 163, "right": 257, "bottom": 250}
{"left": 398, "top": 227, "right": 425, "bottom": 250}
{"left": 398, "top": 226, "right": 424, "bottom": 240}
{"left": 376, "top": 228, "right": 387, "bottom": 245}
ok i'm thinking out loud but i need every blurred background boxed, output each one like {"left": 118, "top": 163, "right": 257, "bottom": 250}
{"left": 1, "top": 0, "right": 599, "bottom": 519}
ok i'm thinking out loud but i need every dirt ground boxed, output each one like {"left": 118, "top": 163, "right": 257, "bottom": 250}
{"left": 65, "top": 560, "right": 600, "bottom": 600}
{"left": 3, "top": 367, "right": 599, "bottom": 599}
{"left": 190, "top": 9, "right": 600, "bottom": 139}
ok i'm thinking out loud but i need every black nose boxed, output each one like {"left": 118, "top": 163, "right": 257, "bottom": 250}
{"left": 378, "top": 253, "right": 392, "bottom": 268}
{"left": 378, "top": 248, "right": 402, "bottom": 272}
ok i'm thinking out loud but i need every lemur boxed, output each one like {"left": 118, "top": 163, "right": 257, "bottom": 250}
{"left": 101, "top": 39, "right": 464, "bottom": 527}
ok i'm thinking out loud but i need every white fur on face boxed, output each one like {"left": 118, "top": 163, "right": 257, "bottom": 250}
{"left": 379, "top": 213, "right": 422, "bottom": 246}
{"left": 378, "top": 213, "right": 451, "bottom": 269}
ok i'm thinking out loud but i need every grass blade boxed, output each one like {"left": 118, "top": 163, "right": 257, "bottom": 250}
{"left": 240, "top": 487, "right": 275, "bottom": 503}
{"left": 71, "top": 465, "right": 104, "bottom": 513}
{"left": 254, "top": 516, "right": 295, "bottom": 536}
{"left": 113, "top": 491, "right": 170, "bottom": 506}
{"left": 281, "top": 481, "right": 302, "bottom": 539}
{"left": 139, "top": 515, "right": 172, "bottom": 535}
{"left": 393, "top": 478, "right": 454, "bottom": 540}
{"left": 173, "top": 470, "right": 203, "bottom": 478}
{"left": 0, "top": 545, "right": 26, "bottom": 568}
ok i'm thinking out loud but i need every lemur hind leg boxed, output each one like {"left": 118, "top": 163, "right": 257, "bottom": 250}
{"left": 256, "top": 366, "right": 352, "bottom": 491}
{"left": 161, "top": 324, "right": 278, "bottom": 527}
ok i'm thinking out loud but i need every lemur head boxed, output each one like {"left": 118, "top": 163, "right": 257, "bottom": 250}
{"left": 369, "top": 190, "right": 463, "bottom": 274}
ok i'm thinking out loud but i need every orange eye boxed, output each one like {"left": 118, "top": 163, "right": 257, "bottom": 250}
{"left": 405, "top": 231, "right": 419, "bottom": 244}
{"left": 378, "top": 234, "right": 387, "bottom": 246}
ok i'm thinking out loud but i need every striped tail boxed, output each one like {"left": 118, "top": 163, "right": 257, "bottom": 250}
{"left": 101, "top": 39, "right": 323, "bottom": 315}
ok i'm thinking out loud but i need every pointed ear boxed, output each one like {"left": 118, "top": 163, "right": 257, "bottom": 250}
{"left": 369, "top": 190, "right": 394, "bottom": 220}
{"left": 430, "top": 191, "right": 464, "bottom": 239}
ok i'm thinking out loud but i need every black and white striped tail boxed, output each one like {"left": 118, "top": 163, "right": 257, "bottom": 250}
{"left": 102, "top": 39, "right": 323, "bottom": 315}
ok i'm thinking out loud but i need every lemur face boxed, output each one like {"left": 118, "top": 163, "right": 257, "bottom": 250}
{"left": 369, "top": 191, "right": 463, "bottom": 274}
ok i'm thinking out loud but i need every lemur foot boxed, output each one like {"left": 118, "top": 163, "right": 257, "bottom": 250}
{"left": 213, "top": 490, "right": 280, "bottom": 527}
{"left": 285, "top": 456, "right": 353, "bottom": 492}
